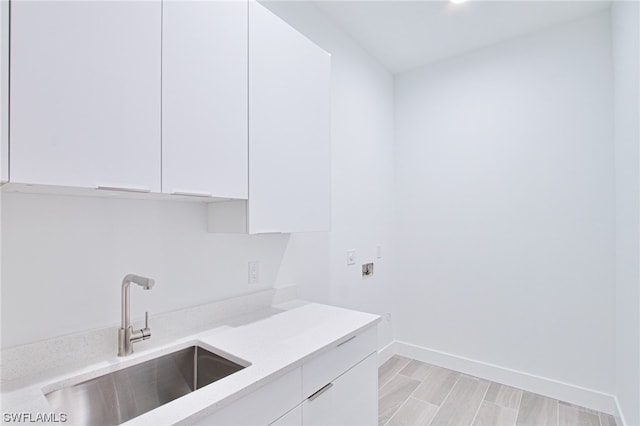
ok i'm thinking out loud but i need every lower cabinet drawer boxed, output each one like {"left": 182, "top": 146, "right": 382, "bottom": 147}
{"left": 270, "top": 405, "right": 302, "bottom": 426}
{"left": 302, "top": 325, "right": 377, "bottom": 398}
{"left": 195, "top": 367, "right": 302, "bottom": 426}
{"left": 302, "top": 353, "right": 378, "bottom": 426}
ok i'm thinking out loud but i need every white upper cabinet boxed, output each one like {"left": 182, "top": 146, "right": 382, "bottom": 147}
{"left": 248, "top": 2, "right": 331, "bottom": 233}
{"left": 9, "top": 1, "right": 161, "bottom": 191}
{"left": 162, "top": 0, "right": 248, "bottom": 199}
{"left": 8, "top": 0, "right": 329, "bottom": 221}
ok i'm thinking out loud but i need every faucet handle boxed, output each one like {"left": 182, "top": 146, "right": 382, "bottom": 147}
{"left": 141, "top": 311, "right": 151, "bottom": 340}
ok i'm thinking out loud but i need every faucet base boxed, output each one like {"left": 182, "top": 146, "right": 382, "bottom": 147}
{"left": 117, "top": 327, "right": 131, "bottom": 357}
{"left": 118, "top": 326, "right": 151, "bottom": 357}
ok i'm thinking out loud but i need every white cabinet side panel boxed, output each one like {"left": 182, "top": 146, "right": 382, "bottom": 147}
{"left": 248, "top": 2, "right": 330, "bottom": 233}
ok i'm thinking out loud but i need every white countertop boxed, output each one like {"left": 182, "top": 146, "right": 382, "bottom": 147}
{"left": 0, "top": 302, "right": 380, "bottom": 425}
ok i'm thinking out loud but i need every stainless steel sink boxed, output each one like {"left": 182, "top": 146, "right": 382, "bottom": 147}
{"left": 45, "top": 345, "right": 246, "bottom": 425}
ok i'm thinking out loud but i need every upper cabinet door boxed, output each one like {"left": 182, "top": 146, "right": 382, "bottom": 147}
{"left": 9, "top": 1, "right": 161, "bottom": 191}
{"left": 248, "top": 2, "right": 331, "bottom": 233}
{"left": 162, "top": 0, "right": 248, "bottom": 199}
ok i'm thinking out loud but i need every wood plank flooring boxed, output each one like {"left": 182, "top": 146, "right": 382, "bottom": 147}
{"left": 379, "top": 356, "right": 617, "bottom": 426}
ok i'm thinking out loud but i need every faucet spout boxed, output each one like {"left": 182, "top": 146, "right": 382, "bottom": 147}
{"left": 123, "top": 273, "right": 155, "bottom": 290}
{"left": 118, "top": 274, "right": 155, "bottom": 356}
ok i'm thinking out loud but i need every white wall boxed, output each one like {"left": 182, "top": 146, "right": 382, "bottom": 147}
{"left": 395, "top": 12, "right": 615, "bottom": 395}
{"left": 1, "top": 0, "right": 8, "bottom": 182}
{"left": 1, "top": 193, "right": 290, "bottom": 348}
{"left": 612, "top": 2, "right": 640, "bottom": 424}
{"left": 261, "top": 1, "right": 397, "bottom": 349}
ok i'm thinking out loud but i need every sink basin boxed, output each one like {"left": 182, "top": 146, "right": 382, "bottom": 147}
{"left": 45, "top": 345, "right": 247, "bottom": 425}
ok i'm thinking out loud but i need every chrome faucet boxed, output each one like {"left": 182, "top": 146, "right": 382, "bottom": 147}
{"left": 118, "top": 274, "right": 154, "bottom": 356}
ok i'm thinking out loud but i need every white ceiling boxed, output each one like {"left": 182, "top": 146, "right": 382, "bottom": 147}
{"left": 311, "top": 1, "right": 611, "bottom": 73}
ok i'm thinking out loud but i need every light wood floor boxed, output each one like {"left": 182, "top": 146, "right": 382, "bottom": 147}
{"left": 378, "top": 356, "right": 616, "bottom": 426}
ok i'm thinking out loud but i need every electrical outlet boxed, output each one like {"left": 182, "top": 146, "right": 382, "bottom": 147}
{"left": 346, "top": 250, "right": 356, "bottom": 265}
{"left": 362, "top": 262, "right": 374, "bottom": 278}
{"left": 376, "top": 245, "right": 383, "bottom": 259}
{"left": 248, "top": 261, "right": 259, "bottom": 284}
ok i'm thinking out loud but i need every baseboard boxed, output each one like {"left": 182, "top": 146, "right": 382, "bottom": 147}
{"left": 614, "top": 395, "right": 628, "bottom": 426}
{"left": 389, "top": 340, "right": 620, "bottom": 417}
{"left": 377, "top": 340, "right": 397, "bottom": 367}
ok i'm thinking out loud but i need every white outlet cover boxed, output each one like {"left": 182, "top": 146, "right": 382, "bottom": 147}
{"left": 376, "top": 245, "right": 383, "bottom": 259}
{"left": 248, "top": 261, "right": 259, "bottom": 284}
{"left": 346, "top": 250, "right": 356, "bottom": 265}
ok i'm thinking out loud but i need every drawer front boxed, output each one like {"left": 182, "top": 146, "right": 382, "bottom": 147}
{"left": 195, "top": 367, "right": 302, "bottom": 426}
{"left": 302, "top": 353, "right": 378, "bottom": 426}
{"left": 270, "top": 404, "right": 302, "bottom": 426}
{"left": 302, "top": 325, "right": 377, "bottom": 398}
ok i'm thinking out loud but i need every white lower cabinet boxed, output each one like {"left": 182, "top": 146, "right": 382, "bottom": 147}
{"left": 195, "top": 368, "right": 302, "bottom": 426}
{"left": 200, "top": 326, "right": 378, "bottom": 425}
{"left": 302, "top": 353, "right": 378, "bottom": 426}
{"left": 270, "top": 405, "right": 302, "bottom": 426}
